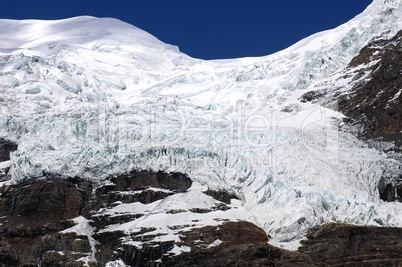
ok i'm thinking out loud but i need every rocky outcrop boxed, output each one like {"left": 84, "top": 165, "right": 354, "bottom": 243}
{"left": 93, "top": 170, "right": 192, "bottom": 207}
{"left": 379, "top": 174, "right": 402, "bottom": 202}
{"left": 174, "top": 242, "right": 314, "bottom": 267}
{"left": 173, "top": 222, "right": 314, "bottom": 266}
{"left": 0, "top": 177, "right": 92, "bottom": 266}
{"left": 1, "top": 174, "right": 402, "bottom": 266}
{"left": 339, "top": 30, "right": 402, "bottom": 135}
{"left": 0, "top": 178, "right": 86, "bottom": 224}
{"left": 0, "top": 138, "right": 17, "bottom": 162}
{"left": 299, "top": 223, "right": 402, "bottom": 266}
{"left": 0, "top": 172, "right": 279, "bottom": 266}
{"left": 203, "top": 189, "right": 238, "bottom": 204}
{"left": 0, "top": 138, "right": 17, "bottom": 180}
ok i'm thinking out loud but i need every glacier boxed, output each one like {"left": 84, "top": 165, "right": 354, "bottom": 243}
{"left": 0, "top": 0, "right": 402, "bottom": 248}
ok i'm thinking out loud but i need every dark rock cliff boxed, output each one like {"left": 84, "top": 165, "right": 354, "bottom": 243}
{"left": 339, "top": 30, "right": 402, "bottom": 135}
{"left": 299, "top": 223, "right": 402, "bottom": 266}
{"left": 0, "top": 138, "right": 17, "bottom": 181}
{"left": 0, "top": 172, "right": 279, "bottom": 266}
{"left": 0, "top": 138, "right": 17, "bottom": 163}
{"left": 0, "top": 174, "right": 401, "bottom": 266}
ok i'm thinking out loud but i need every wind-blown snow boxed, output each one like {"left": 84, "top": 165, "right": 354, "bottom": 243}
{"left": 1, "top": 0, "right": 402, "bottom": 248}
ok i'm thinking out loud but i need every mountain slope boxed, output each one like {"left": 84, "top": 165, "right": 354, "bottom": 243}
{"left": 0, "top": 0, "right": 401, "bottom": 258}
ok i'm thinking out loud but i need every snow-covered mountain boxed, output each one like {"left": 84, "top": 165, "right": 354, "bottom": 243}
{"left": 0, "top": 0, "right": 401, "bottom": 259}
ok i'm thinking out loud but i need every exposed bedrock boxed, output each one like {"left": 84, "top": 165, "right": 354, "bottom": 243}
{"left": 0, "top": 173, "right": 401, "bottom": 266}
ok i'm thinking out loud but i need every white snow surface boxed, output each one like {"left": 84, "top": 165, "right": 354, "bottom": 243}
{"left": 60, "top": 216, "right": 97, "bottom": 264}
{"left": 0, "top": 160, "right": 11, "bottom": 169}
{"left": 105, "top": 260, "right": 129, "bottom": 267}
{"left": 1, "top": 0, "right": 402, "bottom": 249}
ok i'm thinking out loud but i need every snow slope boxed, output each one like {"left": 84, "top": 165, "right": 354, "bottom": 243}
{"left": 0, "top": 0, "right": 401, "bottom": 248}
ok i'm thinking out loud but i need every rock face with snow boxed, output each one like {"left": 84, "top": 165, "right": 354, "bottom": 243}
{"left": 0, "top": 172, "right": 196, "bottom": 265}
{"left": 0, "top": 173, "right": 310, "bottom": 266}
{"left": 301, "top": 29, "right": 402, "bottom": 136}
{"left": 299, "top": 223, "right": 402, "bottom": 266}
{"left": 0, "top": 138, "right": 17, "bottom": 179}
{"left": 0, "top": 175, "right": 401, "bottom": 266}
{"left": 0, "top": 0, "right": 402, "bottom": 265}
{"left": 339, "top": 30, "right": 402, "bottom": 135}
{"left": 0, "top": 138, "right": 17, "bottom": 162}
{"left": 302, "top": 28, "right": 402, "bottom": 139}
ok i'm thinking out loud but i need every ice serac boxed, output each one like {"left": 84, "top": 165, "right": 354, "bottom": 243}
{"left": 0, "top": 0, "right": 401, "bottom": 248}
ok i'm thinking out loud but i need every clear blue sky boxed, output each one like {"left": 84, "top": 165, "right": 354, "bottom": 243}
{"left": 1, "top": 0, "right": 372, "bottom": 59}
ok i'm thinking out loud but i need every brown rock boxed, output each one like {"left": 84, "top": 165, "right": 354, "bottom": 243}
{"left": 337, "top": 30, "right": 402, "bottom": 135}
{"left": 174, "top": 243, "right": 314, "bottom": 267}
{"left": 0, "top": 171, "right": 193, "bottom": 266}
{"left": 172, "top": 221, "right": 314, "bottom": 266}
{"left": 1, "top": 173, "right": 402, "bottom": 267}
{"left": 0, "top": 178, "right": 85, "bottom": 224}
{"left": 203, "top": 189, "right": 238, "bottom": 204}
{"left": 299, "top": 223, "right": 402, "bottom": 266}
{"left": 180, "top": 221, "right": 268, "bottom": 248}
